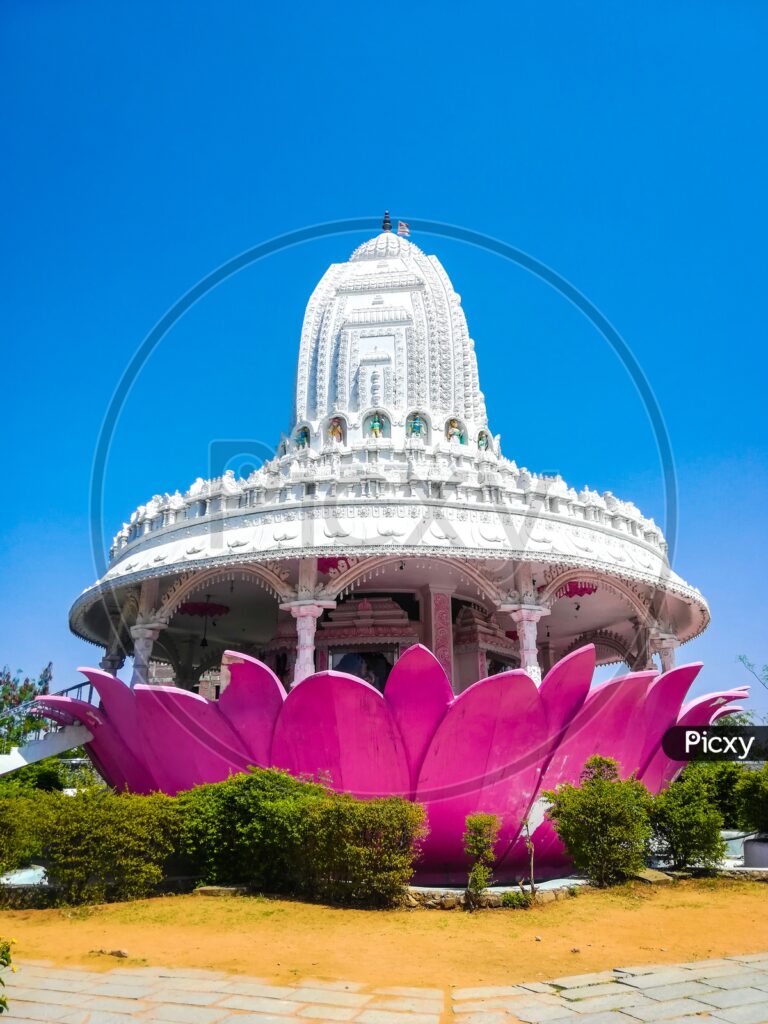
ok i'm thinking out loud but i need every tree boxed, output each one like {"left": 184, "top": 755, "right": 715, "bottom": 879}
{"left": 463, "top": 813, "right": 499, "bottom": 911}
{"left": 0, "top": 664, "right": 52, "bottom": 752}
{"left": 736, "top": 764, "right": 768, "bottom": 835}
{"left": 650, "top": 773, "right": 726, "bottom": 869}
{"left": 678, "top": 761, "right": 747, "bottom": 829}
{"left": 544, "top": 756, "right": 652, "bottom": 887}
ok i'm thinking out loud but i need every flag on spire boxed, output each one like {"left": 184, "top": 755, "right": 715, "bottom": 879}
{"left": 396, "top": 220, "right": 411, "bottom": 237}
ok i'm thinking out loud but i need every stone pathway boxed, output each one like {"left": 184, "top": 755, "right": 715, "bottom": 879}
{"left": 2, "top": 955, "right": 767, "bottom": 1024}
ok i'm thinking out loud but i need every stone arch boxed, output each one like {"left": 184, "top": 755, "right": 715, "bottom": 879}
{"left": 320, "top": 553, "right": 505, "bottom": 606}
{"left": 158, "top": 563, "right": 294, "bottom": 620}
{"left": 538, "top": 567, "right": 651, "bottom": 624}
{"left": 563, "top": 629, "right": 632, "bottom": 667}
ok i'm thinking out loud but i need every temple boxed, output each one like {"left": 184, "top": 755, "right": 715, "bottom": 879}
{"left": 70, "top": 216, "right": 710, "bottom": 694}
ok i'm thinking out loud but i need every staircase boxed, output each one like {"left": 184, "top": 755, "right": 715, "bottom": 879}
{"left": 0, "top": 681, "right": 98, "bottom": 777}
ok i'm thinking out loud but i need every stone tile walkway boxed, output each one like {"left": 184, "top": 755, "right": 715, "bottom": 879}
{"left": 2, "top": 955, "right": 767, "bottom": 1024}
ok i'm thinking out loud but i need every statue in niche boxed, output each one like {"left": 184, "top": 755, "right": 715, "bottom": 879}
{"left": 478, "top": 431, "right": 489, "bottom": 451}
{"left": 446, "top": 418, "right": 465, "bottom": 444}
{"left": 295, "top": 426, "right": 310, "bottom": 449}
{"left": 368, "top": 411, "right": 384, "bottom": 438}
{"left": 408, "top": 412, "right": 426, "bottom": 438}
{"left": 328, "top": 417, "right": 344, "bottom": 443}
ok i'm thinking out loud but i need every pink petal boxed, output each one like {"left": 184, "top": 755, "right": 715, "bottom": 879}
{"left": 415, "top": 670, "right": 548, "bottom": 884}
{"left": 539, "top": 644, "right": 594, "bottom": 742}
{"left": 135, "top": 685, "right": 252, "bottom": 793}
{"left": 637, "top": 663, "right": 702, "bottom": 776}
{"left": 271, "top": 671, "right": 411, "bottom": 798}
{"left": 640, "top": 688, "right": 750, "bottom": 793}
{"left": 34, "top": 694, "right": 151, "bottom": 793}
{"left": 218, "top": 650, "right": 286, "bottom": 767}
{"left": 384, "top": 644, "right": 453, "bottom": 793}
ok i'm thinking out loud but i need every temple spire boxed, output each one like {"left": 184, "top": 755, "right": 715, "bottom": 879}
{"left": 382, "top": 209, "right": 392, "bottom": 232}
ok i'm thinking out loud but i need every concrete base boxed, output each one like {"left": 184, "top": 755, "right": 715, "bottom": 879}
{"left": 743, "top": 836, "right": 768, "bottom": 867}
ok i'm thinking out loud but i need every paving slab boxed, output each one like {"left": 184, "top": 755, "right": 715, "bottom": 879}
{"left": 451, "top": 997, "right": 531, "bottom": 1013}
{"left": 355, "top": 1012, "right": 440, "bottom": 1024}
{"left": 452, "top": 1014, "right": 511, "bottom": 1024}
{"left": 559, "top": 985, "right": 625, "bottom": 1002}
{"left": 636, "top": 981, "right": 718, "bottom": 1001}
{"left": 296, "top": 1007, "right": 359, "bottom": 1021}
{"left": 217, "top": 1017, "right": 296, "bottom": 1024}
{"left": 618, "top": 997, "right": 719, "bottom": 1021}
{"left": 699, "top": 987, "right": 768, "bottom": 1010}
{"left": 712, "top": 1007, "right": 768, "bottom": 1024}
{"left": 82, "top": 984, "right": 160, "bottom": 1000}
{"left": 517, "top": 985, "right": 561, "bottom": 997}
{"left": 289, "top": 990, "right": 371, "bottom": 1008}
{"left": 61, "top": 1013, "right": 137, "bottom": 1024}
{"left": 221, "top": 983, "right": 299, "bottom": 999}
{"left": 143, "top": 1005, "right": 229, "bottom": 1024}
{"left": 7, "top": 988, "right": 88, "bottom": 1008}
{"left": 550, "top": 975, "right": 619, "bottom": 990}
{"left": 708, "top": 971, "right": 768, "bottom": 990}
{"left": 0, "top": 1003, "right": 72, "bottom": 1021}
{"left": 615, "top": 973, "right": 694, "bottom": 992}
{"left": 147, "top": 990, "right": 226, "bottom": 1007}
{"left": 365, "top": 998, "right": 444, "bottom": 1014}
{"left": 512, "top": 1005, "right": 580, "bottom": 1023}
{"left": 218, "top": 995, "right": 304, "bottom": 1015}
{"left": 548, "top": 1014, "right": 633, "bottom": 1024}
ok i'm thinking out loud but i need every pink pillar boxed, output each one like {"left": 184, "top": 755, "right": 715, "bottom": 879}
{"left": 428, "top": 588, "right": 454, "bottom": 682}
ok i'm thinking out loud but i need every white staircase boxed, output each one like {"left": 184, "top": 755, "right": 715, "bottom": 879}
{"left": 0, "top": 724, "right": 94, "bottom": 776}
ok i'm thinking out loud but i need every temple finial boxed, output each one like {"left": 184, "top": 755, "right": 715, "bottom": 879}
{"left": 382, "top": 210, "right": 392, "bottom": 232}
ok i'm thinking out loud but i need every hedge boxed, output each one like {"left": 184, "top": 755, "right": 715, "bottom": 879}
{"left": 0, "top": 768, "right": 427, "bottom": 908}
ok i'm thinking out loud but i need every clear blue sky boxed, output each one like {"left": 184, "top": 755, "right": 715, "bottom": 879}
{"left": 2, "top": 2, "right": 766, "bottom": 708}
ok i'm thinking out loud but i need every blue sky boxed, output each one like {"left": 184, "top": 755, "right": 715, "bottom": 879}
{"left": 2, "top": 2, "right": 766, "bottom": 708}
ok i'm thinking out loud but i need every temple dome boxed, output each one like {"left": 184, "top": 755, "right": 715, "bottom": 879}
{"left": 293, "top": 229, "right": 489, "bottom": 445}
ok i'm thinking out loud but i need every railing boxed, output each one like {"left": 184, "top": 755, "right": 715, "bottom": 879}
{"left": 0, "top": 681, "right": 100, "bottom": 752}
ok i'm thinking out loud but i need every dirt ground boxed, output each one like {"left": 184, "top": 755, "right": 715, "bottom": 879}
{"left": 2, "top": 880, "right": 767, "bottom": 988}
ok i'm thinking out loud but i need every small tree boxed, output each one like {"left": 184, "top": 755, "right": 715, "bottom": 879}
{"left": 650, "top": 774, "right": 726, "bottom": 869}
{"left": 678, "top": 761, "right": 747, "bottom": 829}
{"left": 0, "top": 664, "right": 52, "bottom": 753}
{"left": 463, "top": 812, "right": 499, "bottom": 911}
{"left": 736, "top": 763, "right": 768, "bottom": 836}
{"left": 544, "top": 756, "right": 652, "bottom": 887}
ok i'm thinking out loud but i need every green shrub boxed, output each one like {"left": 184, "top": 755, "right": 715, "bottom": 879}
{"left": 463, "top": 813, "right": 499, "bottom": 911}
{"left": 544, "top": 756, "right": 652, "bottom": 887}
{"left": 736, "top": 764, "right": 768, "bottom": 834}
{"left": 180, "top": 769, "right": 426, "bottom": 908}
{"left": 0, "top": 795, "right": 44, "bottom": 876}
{"left": 0, "top": 937, "right": 14, "bottom": 1014}
{"left": 294, "top": 795, "right": 427, "bottom": 906}
{"left": 0, "top": 759, "right": 65, "bottom": 794}
{"left": 178, "top": 769, "right": 326, "bottom": 887}
{"left": 41, "top": 790, "right": 180, "bottom": 904}
{"left": 500, "top": 889, "right": 531, "bottom": 909}
{"left": 677, "top": 761, "right": 747, "bottom": 829}
{"left": 650, "top": 774, "right": 726, "bottom": 869}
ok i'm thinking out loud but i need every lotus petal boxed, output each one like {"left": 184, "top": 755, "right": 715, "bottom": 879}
{"left": 640, "top": 688, "right": 749, "bottom": 793}
{"left": 134, "top": 685, "right": 251, "bottom": 792}
{"left": 637, "top": 663, "right": 702, "bottom": 776}
{"left": 218, "top": 650, "right": 286, "bottom": 767}
{"left": 270, "top": 671, "right": 411, "bottom": 798}
{"left": 415, "top": 669, "right": 548, "bottom": 883}
{"left": 539, "top": 644, "right": 594, "bottom": 743}
{"left": 384, "top": 644, "right": 453, "bottom": 792}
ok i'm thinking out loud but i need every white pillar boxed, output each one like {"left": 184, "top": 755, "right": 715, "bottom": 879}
{"left": 504, "top": 605, "right": 550, "bottom": 686}
{"left": 130, "top": 623, "right": 163, "bottom": 688}
{"left": 280, "top": 600, "right": 334, "bottom": 686}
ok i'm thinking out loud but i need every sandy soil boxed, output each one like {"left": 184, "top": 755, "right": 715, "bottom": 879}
{"left": 2, "top": 880, "right": 767, "bottom": 988}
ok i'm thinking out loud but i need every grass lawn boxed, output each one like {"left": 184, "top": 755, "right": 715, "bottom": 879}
{"left": 2, "top": 879, "right": 767, "bottom": 987}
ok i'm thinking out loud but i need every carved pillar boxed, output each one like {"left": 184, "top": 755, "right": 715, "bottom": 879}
{"left": 281, "top": 596, "right": 335, "bottom": 686}
{"left": 631, "top": 624, "right": 655, "bottom": 670}
{"left": 507, "top": 608, "right": 548, "bottom": 685}
{"left": 100, "top": 649, "right": 126, "bottom": 676}
{"left": 427, "top": 587, "right": 454, "bottom": 682}
{"left": 651, "top": 632, "right": 679, "bottom": 674}
{"left": 129, "top": 622, "right": 163, "bottom": 688}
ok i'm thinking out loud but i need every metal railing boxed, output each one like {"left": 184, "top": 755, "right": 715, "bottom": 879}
{"left": 1, "top": 681, "right": 100, "bottom": 752}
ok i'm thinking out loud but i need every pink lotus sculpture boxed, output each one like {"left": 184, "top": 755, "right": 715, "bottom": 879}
{"left": 34, "top": 645, "right": 748, "bottom": 882}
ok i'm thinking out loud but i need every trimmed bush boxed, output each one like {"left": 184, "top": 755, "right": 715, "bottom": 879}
{"left": 544, "top": 756, "right": 652, "bottom": 887}
{"left": 178, "top": 769, "right": 327, "bottom": 888}
{"left": 0, "top": 795, "right": 44, "bottom": 876}
{"left": 463, "top": 813, "right": 499, "bottom": 911}
{"left": 736, "top": 763, "right": 768, "bottom": 834}
{"left": 650, "top": 774, "right": 726, "bottom": 869}
{"left": 180, "top": 770, "right": 426, "bottom": 907}
{"left": 42, "top": 790, "right": 180, "bottom": 904}
{"left": 678, "top": 761, "right": 747, "bottom": 829}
